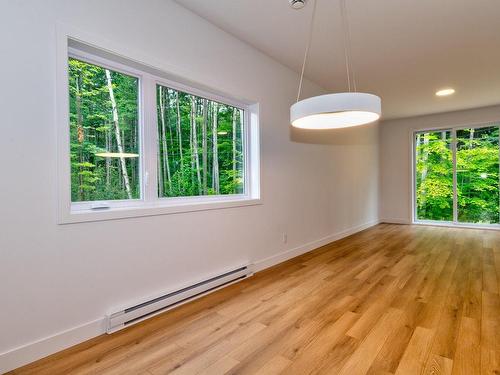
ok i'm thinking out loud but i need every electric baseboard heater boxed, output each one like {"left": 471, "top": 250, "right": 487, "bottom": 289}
{"left": 106, "top": 264, "right": 253, "bottom": 333}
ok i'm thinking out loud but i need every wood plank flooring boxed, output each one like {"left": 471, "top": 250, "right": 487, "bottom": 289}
{"left": 9, "top": 224, "right": 500, "bottom": 375}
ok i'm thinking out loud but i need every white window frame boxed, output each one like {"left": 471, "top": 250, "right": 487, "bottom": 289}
{"left": 411, "top": 122, "right": 500, "bottom": 230}
{"left": 57, "top": 27, "right": 260, "bottom": 224}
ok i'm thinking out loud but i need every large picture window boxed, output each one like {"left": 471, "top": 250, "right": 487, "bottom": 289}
{"left": 58, "top": 37, "right": 259, "bottom": 223}
{"left": 414, "top": 125, "right": 500, "bottom": 226}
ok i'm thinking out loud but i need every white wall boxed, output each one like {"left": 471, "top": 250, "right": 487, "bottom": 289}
{"left": 379, "top": 105, "right": 500, "bottom": 223}
{"left": 0, "top": 0, "right": 379, "bottom": 371}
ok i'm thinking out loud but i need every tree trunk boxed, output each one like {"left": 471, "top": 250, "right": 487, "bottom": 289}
{"left": 159, "top": 86, "right": 172, "bottom": 194}
{"left": 212, "top": 103, "right": 219, "bottom": 194}
{"left": 419, "top": 133, "right": 430, "bottom": 210}
{"left": 415, "top": 134, "right": 421, "bottom": 162}
{"left": 421, "top": 133, "right": 430, "bottom": 181}
{"left": 132, "top": 124, "right": 137, "bottom": 188}
{"left": 176, "top": 91, "right": 183, "bottom": 169}
{"left": 105, "top": 127, "right": 111, "bottom": 187}
{"left": 190, "top": 97, "right": 202, "bottom": 193}
{"left": 158, "top": 154, "right": 163, "bottom": 196}
{"left": 75, "top": 74, "right": 85, "bottom": 200}
{"left": 167, "top": 92, "right": 174, "bottom": 148}
{"left": 105, "top": 69, "right": 132, "bottom": 199}
{"left": 189, "top": 99, "right": 195, "bottom": 187}
{"left": 202, "top": 99, "right": 208, "bottom": 194}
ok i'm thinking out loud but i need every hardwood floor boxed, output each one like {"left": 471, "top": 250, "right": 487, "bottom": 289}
{"left": 10, "top": 224, "right": 500, "bottom": 375}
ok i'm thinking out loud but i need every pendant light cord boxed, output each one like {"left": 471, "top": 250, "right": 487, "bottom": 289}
{"left": 340, "top": 0, "right": 356, "bottom": 92}
{"left": 296, "top": 0, "right": 357, "bottom": 101}
{"left": 297, "top": 0, "right": 318, "bottom": 102}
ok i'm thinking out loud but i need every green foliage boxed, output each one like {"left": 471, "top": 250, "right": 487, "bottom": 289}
{"left": 416, "top": 127, "right": 499, "bottom": 224}
{"left": 69, "top": 58, "right": 244, "bottom": 203}
{"left": 156, "top": 85, "right": 244, "bottom": 198}
{"left": 415, "top": 131, "right": 453, "bottom": 221}
{"left": 456, "top": 127, "right": 499, "bottom": 223}
{"left": 69, "top": 57, "right": 140, "bottom": 202}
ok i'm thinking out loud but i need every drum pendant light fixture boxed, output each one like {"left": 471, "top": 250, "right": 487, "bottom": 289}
{"left": 290, "top": 0, "right": 381, "bottom": 129}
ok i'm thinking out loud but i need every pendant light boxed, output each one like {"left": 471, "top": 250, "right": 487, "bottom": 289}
{"left": 290, "top": 0, "right": 381, "bottom": 129}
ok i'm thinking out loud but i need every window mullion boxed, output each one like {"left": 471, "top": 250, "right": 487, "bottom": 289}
{"left": 142, "top": 75, "right": 159, "bottom": 203}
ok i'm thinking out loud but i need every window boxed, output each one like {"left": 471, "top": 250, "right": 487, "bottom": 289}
{"left": 69, "top": 58, "right": 140, "bottom": 202}
{"left": 156, "top": 85, "right": 245, "bottom": 198}
{"left": 413, "top": 125, "right": 500, "bottom": 227}
{"left": 58, "top": 37, "right": 259, "bottom": 223}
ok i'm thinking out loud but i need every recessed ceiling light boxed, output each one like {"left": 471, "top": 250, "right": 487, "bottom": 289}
{"left": 435, "top": 88, "right": 455, "bottom": 97}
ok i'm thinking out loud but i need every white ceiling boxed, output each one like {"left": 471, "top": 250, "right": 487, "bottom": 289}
{"left": 174, "top": 0, "right": 500, "bottom": 120}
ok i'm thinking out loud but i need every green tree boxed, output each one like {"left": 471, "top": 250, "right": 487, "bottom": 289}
{"left": 69, "top": 58, "right": 245, "bottom": 202}
{"left": 415, "top": 127, "right": 499, "bottom": 224}
{"left": 415, "top": 131, "right": 453, "bottom": 221}
{"left": 69, "top": 58, "right": 139, "bottom": 202}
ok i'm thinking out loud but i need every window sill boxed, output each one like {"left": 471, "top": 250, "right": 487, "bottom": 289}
{"left": 59, "top": 198, "right": 262, "bottom": 224}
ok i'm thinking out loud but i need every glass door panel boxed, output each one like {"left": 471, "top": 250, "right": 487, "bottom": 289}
{"left": 456, "top": 126, "right": 500, "bottom": 224}
{"left": 415, "top": 130, "right": 454, "bottom": 221}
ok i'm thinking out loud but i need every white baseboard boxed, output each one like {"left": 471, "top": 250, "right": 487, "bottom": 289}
{"left": 0, "top": 219, "right": 379, "bottom": 373}
{"left": 253, "top": 219, "right": 380, "bottom": 272}
{"left": 0, "top": 318, "right": 106, "bottom": 374}
{"left": 379, "top": 217, "right": 411, "bottom": 225}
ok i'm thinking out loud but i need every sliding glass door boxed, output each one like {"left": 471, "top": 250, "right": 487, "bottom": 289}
{"left": 414, "top": 124, "right": 500, "bottom": 226}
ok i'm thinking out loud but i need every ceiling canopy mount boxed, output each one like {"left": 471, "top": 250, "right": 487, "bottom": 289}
{"left": 289, "top": 0, "right": 307, "bottom": 10}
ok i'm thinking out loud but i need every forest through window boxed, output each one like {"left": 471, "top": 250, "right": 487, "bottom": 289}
{"left": 68, "top": 57, "right": 245, "bottom": 205}
{"left": 415, "top": 126, "right": 500, "bottom": 225}
{"left": 156, "top": 85, "right": 244, "bottom": 198}
{"left": 69, "top": 57, "right": 140, "bottom": 202}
